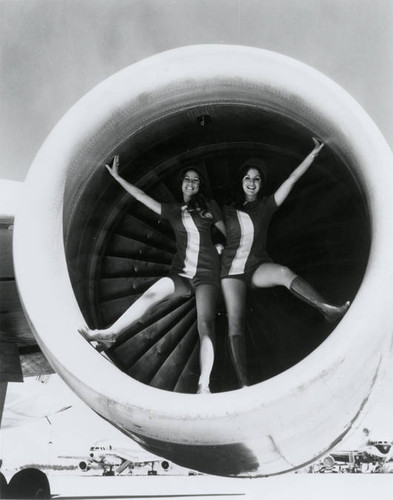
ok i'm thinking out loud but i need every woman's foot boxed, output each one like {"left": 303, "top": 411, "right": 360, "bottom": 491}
{"left": 78, "top": 325, "right": 117, "bottom": 349}
{"left": 321, "top": 301, "right": 351, "bottom": 323}
{"left": 196, "top": 384, "right": 211, "bottom": 395}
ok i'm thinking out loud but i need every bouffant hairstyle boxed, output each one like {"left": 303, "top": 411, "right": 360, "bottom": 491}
{"left": 178, "top": 166, "right": 209, "bottom": 211}
{"left": 232, "top": 157, "right": 267, "bottom": 207}
{"left": 238, "top": 158, "right": 267, "bottom": 185}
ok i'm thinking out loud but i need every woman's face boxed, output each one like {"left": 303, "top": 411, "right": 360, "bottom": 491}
{"left": 182, "top": 170, "right": 200, "bottom": 200}
{"left": 242, "top": 167, "right": 262, "bottom": 201}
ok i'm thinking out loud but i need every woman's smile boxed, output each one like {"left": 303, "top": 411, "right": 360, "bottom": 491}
{"left": 182, "top": 170, "right": 200, "bottom": 199}
{"left": 242, "top": 168, "right": 262, "bottom": 200}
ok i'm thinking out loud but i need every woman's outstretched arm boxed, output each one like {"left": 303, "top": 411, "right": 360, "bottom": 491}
{"left": 106, "top": 156, "right": 162, "bottom": 215}
{"left": 273, "top": 138, "right": 324, "bottom": 207}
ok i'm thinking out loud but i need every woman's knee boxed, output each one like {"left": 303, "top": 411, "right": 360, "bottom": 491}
{"left": 197, "top": 318, "right": 215, "bottom": 337}
{"left": 277, "top": 266, "right": 296, "bottom": 287}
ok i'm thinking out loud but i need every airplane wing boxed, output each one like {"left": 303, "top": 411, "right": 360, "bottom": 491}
{"left": 112, "top": 446, "right": 164, "bottom": 464}
{"left": 2, "top": 376, "right": 74, "bottom": 429}
{"left": 0, "top": 181, "right": 54, "bottom": 382}
{"left": 329, "top": 451, "right": 356, "bottom": 463}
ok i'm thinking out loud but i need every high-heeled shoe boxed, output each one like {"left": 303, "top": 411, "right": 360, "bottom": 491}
{"left": 78, "top": 326, "right": 116, "bottom": 350}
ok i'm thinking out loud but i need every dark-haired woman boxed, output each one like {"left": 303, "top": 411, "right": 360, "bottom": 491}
{"left": 79, "top": 156, "right": 226, "bottom": 394}
{"left": 221, "top": 139, "right": 350, "bottom": 388}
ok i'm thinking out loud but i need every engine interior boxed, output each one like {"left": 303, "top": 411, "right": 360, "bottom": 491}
{"left": 64, "top": 102, "right": 370, "bottom": 393}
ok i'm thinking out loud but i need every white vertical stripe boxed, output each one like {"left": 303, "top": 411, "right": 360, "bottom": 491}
{"left": 229, "top": 211, "right": 254, "bottom": 275}
{"left": 180, "top": 210, "right": 200, "bottom": 279}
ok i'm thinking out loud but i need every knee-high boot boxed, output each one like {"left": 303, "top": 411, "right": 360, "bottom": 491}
{"left": 289, "top": 276, "right": 350, "bottom": 323}
{"left": 229, "top": 334, "right": 249, "bottom": 388}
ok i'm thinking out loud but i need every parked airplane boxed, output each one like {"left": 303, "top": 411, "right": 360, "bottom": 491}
{"left": 310, "top": 430, "right": 393, "bottom": 473}
{"left": 62, "top": 441, "right": 171, "bottom": 476}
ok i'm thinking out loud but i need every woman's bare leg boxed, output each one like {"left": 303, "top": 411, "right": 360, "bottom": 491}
{"left": 78, "top": 277, "right": 176, "bottom": 344}
{"left": 221, "top": 278, "right": 249, "bottom": 388}
{"left": 194, "top": 284, "right": 219, "bottom": 393}
{"left": 251, "top": 263, "right": 297, "bottom": 288}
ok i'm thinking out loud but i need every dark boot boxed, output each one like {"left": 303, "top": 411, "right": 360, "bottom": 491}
{"left": 290, "top": 276, "right": 350, "bottom": 323}
{"left": 229, "top": 334, "right": 249, "bottom": 388}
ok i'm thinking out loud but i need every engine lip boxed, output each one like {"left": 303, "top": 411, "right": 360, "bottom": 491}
{"left": 12, "top": 45, "right": 393, "bottom": 474}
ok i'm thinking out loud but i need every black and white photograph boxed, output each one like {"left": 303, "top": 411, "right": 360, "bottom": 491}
{"left": 1, "top": 1, "right": 393, "bottom": 499}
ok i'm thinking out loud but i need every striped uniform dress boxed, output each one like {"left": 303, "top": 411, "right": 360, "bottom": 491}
{"left": 221, "top": 195, "right": 278, "bottom": 279}
{"left": 161, "top": 200, "right": 222, "bottom": 285}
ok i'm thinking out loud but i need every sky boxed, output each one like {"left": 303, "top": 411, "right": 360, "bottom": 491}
{"left": 0, "top": 0, "right": 392, "bottom": 181}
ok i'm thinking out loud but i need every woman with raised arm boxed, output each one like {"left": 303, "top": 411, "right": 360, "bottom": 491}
{"left": 221, "top": 138, "right": 350, "bottom": 388}
{"left": 79, "top": 156, "right": 226, "bottom": 394}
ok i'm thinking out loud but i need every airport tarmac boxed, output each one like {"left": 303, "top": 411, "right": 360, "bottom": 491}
{"left": 48, "top": 473, "right": 245, "bottom": 498}
{"left": 43, "top": 472, "right": 393, "bottom": 500}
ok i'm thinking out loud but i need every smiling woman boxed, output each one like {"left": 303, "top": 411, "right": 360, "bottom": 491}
{"left": 220, "top": 138, "right": 350, "bottom": 388}
{"left": 78, "top": 156, "right": 226, "bottom": 395}
{"left": 12, "top": 45, "right": 393, "bottom": 476}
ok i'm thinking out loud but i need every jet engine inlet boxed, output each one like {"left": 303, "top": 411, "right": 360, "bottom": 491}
{"left": 13, "top": 45, "right": 393, "bottom": 476}
{"left": 79, "top": 461, "right": 90, "bottom": 472}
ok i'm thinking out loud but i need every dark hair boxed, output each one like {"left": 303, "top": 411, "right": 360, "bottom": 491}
{"left": 179, "top": 166, "right": 209, "bottom": 211}
{"left": 232, "top": 158, "right": 267, "bottom": 207}
{"left": 238, "top": 158, "right": 267, "bottom": 185}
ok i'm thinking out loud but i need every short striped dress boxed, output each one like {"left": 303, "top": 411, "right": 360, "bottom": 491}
{"left": 221, "top": 195, "right": 278, "bottom": 281}
{"left": 161, "top": 200, "right": 222, "bottom": 289}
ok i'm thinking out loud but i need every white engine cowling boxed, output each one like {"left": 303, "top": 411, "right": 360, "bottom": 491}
{"left": 13, "top": 45, "right": 393, "bottom": 476}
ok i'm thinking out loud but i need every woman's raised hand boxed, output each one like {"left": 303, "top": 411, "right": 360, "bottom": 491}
{"left": 105, "top": 155, "right": 120, "bottom": 178}
{"left": 311, "top": 137, "right": 324, "bottom": 157}
{"left": 273, "top": 137, "right": 326, "bottom": 207}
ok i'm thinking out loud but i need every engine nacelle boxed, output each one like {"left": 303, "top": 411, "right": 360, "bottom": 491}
{"left": 13, "top": 45, "right": 393, "bottom": 476}
{"left": 161, "top": 460, "right": 170, "bottom": 471}
{"left": 78, "top": 461, "right": 90, "bottom": 472}
{"left": 322, "top": 455, "right": 336, "bottom": 468}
